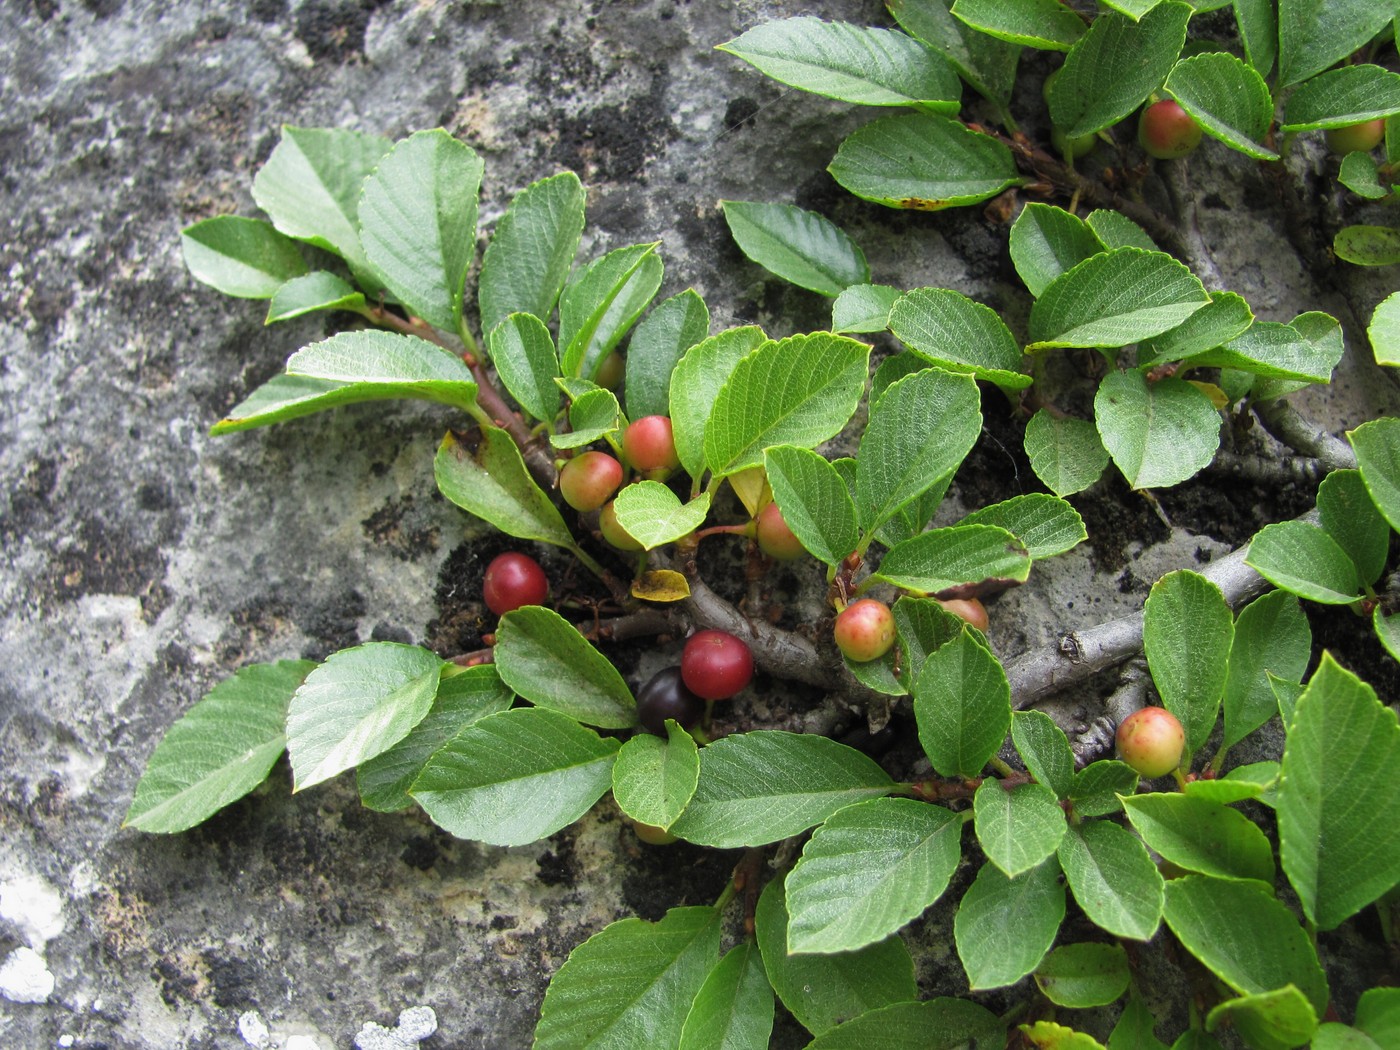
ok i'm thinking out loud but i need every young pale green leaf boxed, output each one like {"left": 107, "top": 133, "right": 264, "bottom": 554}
{"left": 1356, "top": 987, "right": 1400, "bottom": 1047}
{"left": 1019, "top": 1021, "right": 1107, "bottom": 1049}
{"left": 534, "top": 905, "right": 720, "bottom": 1050}
{"left": 181, "top": 216, "right": 308, "bottom": 299}
{"left": 958, "top": 494, "right": 1087, "bottom": 559}
{"left": 718, "top": 17, "right": 961, "bottom": 110}
{"left": 952, "top": 0, "right": 1084, "bottom": 51}
{"left": 1369, "top": 291, "right": 1400, "bottom": 366}
{"left": 856, "top": 366, "right": 982, "bottom": 533}
{"left": 1162, "top": 875, "right": 1328, "bottom": 1015}
{"left": 1109, "top": 998, "right": 1170, "bottom": 1050}
{"left": 1278, "top": 0, "right": 1393, "bottom": 87}
{"left": 1010, "top": 204, "right": 1104, "bottom": 299}
{"left": 549, "top": 387, "right": 622, "bottom": 451}
{"left": 1069, "top": 760, "right": 1139, "bottom": 818}
{"left": 722, "top": 200, "right": 869, "bottom": 297}
{"left": 974, "top": 780, "right": 1066, "bottom": 878}
{"left": 1205, "top": 987, "right": 1318, "bottom": 1050}
{"left": 954, "top": 857, "right": 1065, "bottom": 991}
{"left": 784, "top": 797, "right": 964, "bottom": 955}
{"left": 1162, "top": 52, "right": 1278, "bottom": 160}
{"left": 888, "top": 288, "right": 1029, "bottom": 389}
{"left": 612, "top": 720, "right": 700, "bottom": 830}
{"left": 1319, "top": 469, "right": 1389, "bottom": 585}
{"left": 764, "top": 446, "right": 860, "bottom": 567}
{"left": 211, "top": 374, "right": 373, "bottom": 434}
{"left": 1057, "top": 820, "right": 1164, "bottom": 940}
{"left": 1094, "top": 372, "right": 1220, "bottom": 490}
{"left": 434, "top": 428, "right": 575, "bottom": 549}
{"left": 1011, "top": 710, "right": 1074, "bottom": 799}
{"left": 832, "top": 283, "right": 901, "bottom": 334}
{"left": 1349, "top": 417, "right": 1400, "bottom": 533}
{"left": 1085, "top": 210, "right": 1156, "bottom": 251}
{"left": 356, "top": 665, "right": 513, "bottom": 813}
{"left": 670, "top": 326, "right": 766, "bottom": 480}
{"left": 801, "top": 998, "right": 1004, "bottom": 1050}
{"left": 124, "top": 659, "right": 315, "bottom": 833}
{"left": 1222, "top": 590, "right": 1311, "bottom": 750}
{"left": 1185, "top": 320, "right": 1343, "bottom": 382}
{"left": 412, "top": 707, "right": 620, "bottom": 847}
{"left": 888, "top": 0, "right": 1021, "bottom": 109}
{"left": 494, "top": 606, "right": 635, "bottom": 728}
{"left": 1340, "top": 152, "right": 1391, "bottom": 199}
{"left": 877, "top": 524, "right": 1031, "bottom": 595}
{"left": 1143, "top": 570, "right": 1233, "bottom": 753}
{"left": 1232, "top": 0, "right": 1276, "bottom": 77}
{"left": 265, "top": 271, "right": 366, "bottom": 323}
{"left": 842, "top": 649, "right": 906, "bottom": 697}
{"left": 1034, "top": 943, "right": 1131, "bottom": 1009}
{"left": 559, "top": 242, "right": 662, "bottom": 382}
{"left": 358, "top": 129, "right": 482, "bottom": 332}
{"left": 1376, "top": 606, "right": 1400, "bottom": 662}
{"left": 1278, "top": 654, "right": 1400, "bottom": 930}
{"left": 677, "top": 942, "right": 774, "bottom": 1050}
{"left": 1024, "top": 410, "right": 1110, "bottom": 497}
{"left": 1335, "top": 225, "right": 1400, "bottom": 267}
{"left": 1184, "top": 762, "right": 1279, "bottom": 806}
{"left": 913, "top": 627, "right": 1012, "bottom": 779}
{"left": 704, "top": 333, "right": 870, "bottom": 479}
{"left": 287, "top": 642, "right": 444, "bottom": 791}
{"left": 1169, "top": 1032, "right": 1226, "bottom": 1050}
{"left": 284, "top": 330, "right": 478, "bottom": 412}
{"left": 489, "top": 312, "right": 560, "bottom": 424}
{"left": 1028, "top": 248, "right": 1209, "bottom": 350}
{"left": 828, "top": 113, "right": 1019, "bottom": 211}
{"left": 1244, "top": 521, "right": 1362, "bottom": 605}
{"left": 478, "top": 171, "right": 585, "bottom": 335}
{"left": 612, "top": 483, "right": 711, "bottom": 550}
{"left": 1139, "top": 292, "right": 1255, "bottom": 365}
{"left": 1123, "top": 793, "right": 1274, "bottom": 884}
{"left": 893, "top": 595, "right": 969, "bottom": 683}
{"left": 625, "top": 290, "right": 708, "bottom": 421}
{"left": 1047, "top": 3, "right": 1191, "bottom": 138}
{"left": 668, "top": 731, "right": 895, "bottom": 849}
{"left": 250, "top": 125, "right": 391, "bottom": 281}
{"left": 755, "top": 878, "right": 917, "bottom": 1038}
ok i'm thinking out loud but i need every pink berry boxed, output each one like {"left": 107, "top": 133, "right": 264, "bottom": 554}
{"left": 1138, "top": 99, "right": 1202, "bottom": 160}
{"left": 1115, "top": 707, "right": 1185, "bottom": 778}
{"left": 622, "top": 416, "right": 680, "bottom": 477}
{"left": 833, "top": 599, "right": 896, "bottom": 662}
{"left": 559, "top": 451, "right": 623, "bottom": 512}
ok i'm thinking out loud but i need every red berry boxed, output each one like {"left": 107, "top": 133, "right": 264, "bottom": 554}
{"left": 1325, "top": 119, "right": 1385, "bottom": 155}
{"left": 1138, "top": 99, "right": 1202, "bottom": 160}
{"left": 599, "top": 499, "right": 643, "bottom": 551}
{"left": 622, "top": 416, "right": 680, "bottom": 477}
{"left": 681, "top": 630, "right": 755, "bottom": 701}
{"left": 482, "top": 552, "right": 549, "bottom": 616}
{"left": 756, "top": 502, "right": 805, "bottom": 561}
{"left": 937, "top": 597, "right": 989, "bottom": 632}
{"left": 1115, "top": 707, "right": 1185, "bottom": 778}
{"left": 559, "top": 451, "right": 623, "bottom": 512}
{"left": 833, "top": 599, "right": 895, "bottom": 662}
{"left": 636, "top": 667, "right": 705, "bottom": 735}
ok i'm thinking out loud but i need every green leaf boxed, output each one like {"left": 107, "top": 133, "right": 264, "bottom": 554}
{"left": 534, "top": 906, "right": 720, "bottom": 1050}
{"left": 843, "top": 649, "right": 907, "bottom": 696}
{"left": 1278, "top": 0, "right": 1398, "bottom": 87}
{"left": 1376, "top": 605, "right": 1400, "bottom": 662}
{"left": 678, "top": 943, "right": 774, "bottom": 1050}
{"left": 1047, "top": 3, "right": 1192, "bottom": 138}
{"left": 250, "top": 125, "right": 391, "bottom": 282}
{"left": 612, "top": 720, "right": 700, "bottom": 830}
{"left": 1185, "top": 761, "right": 1279, "bottom": 806}
{"left": 1085, "top": 210, "right": 1156, "bottom": 251}
{"left": 877, "top": 524, "right": 1031, "bottom": 595}
{"left": 1162, "top": 52, "right": 1279, "bottom": 160}
{"left": 1034, "top": 943, "right": 1131, "bottom": 1009}
{"left": 1368, "top": 291, "right": 1400, "bottom": 366}
{"left": 974, "top": 779, "right": 1066, "bottom": 878}
{"left": 958, "top": 494, "right": 1087, "bottom": 559}
{"left": 669, "top": 731, "right": 894, "bottom": 849}
{"left": 489, "top": 312, "right": 560, "bottom": 424}
{"left": 412, "top": 707, "right": 620, "bottom": 847}
{"left": 832, "top": 284, "right": 901, "bottom": 333}
{"left": 1278, "top": 654, "right": 1400, "bottom": 930}
{"left": 1205, "top": 986, "right": 1318, "bottom": 1050}
{"left": 888, "top": 0, "right": 1021, "bottom": 109}
{"left": 784, "top": 797, "right": 964, "bottom": 954}
{"left": 626, "top": 290, "right": 709, "bottom": 421}
{"left": 1140, "top": 292, "right": 1254, "bottom": 365}
{"left": 1143, "top": 570, "right": 1233, "bottom": 752}
{"left": 478, "top": 171, "right": 586, "bottom": 335}
{"left": 1339, "top": 152, "right": 1391, "bottom": 200}
{"left": 913, "top": 627, "right": 1012, "bottom": 778}
{"left": 559, "top": 242, "right": 663, "bottom": 382}
{"left": 1319, "top": 469, "right": 1389, "bottom": 585}
{"left": 722, "top": 200, "right": 869, "bottom": 297}
{"left": 856, "top": 366, "right": 982, "bottom": 532}
{"left": 283, "top": 332, "right": 479, "bottom": 413}
{"left": 893, "top": 596, "right": 969, "bottom": 683}
{"left": 1185, "top": 320, "right": 1343, "bottom": 382}
{"left": 952, "top": 0, "right": 1084, "bottom": 50}
{"left": 765, "top": 446, "right": 860, "bottom": 567}
{"left": 755, "top": 878, "right": 917, "bottom": 1037}
{"left": 434, "top": 427, "right": 575, "bottom": 549}
{"left": 1310, "top": 1024, "right": 1383, "bottom": 1050}
{"left": 719, "top": 17, "right": 961, "bottom": 110}
{"left": 1244, "top": 521, "right": 1362, "bottom": 604}
{"left": 356, "top": 665, "right": 513, "bottom": 812}
{"left": 800, "top": 998, "right": 1004, "bottom": 1050}
{"left": 1232, "top": 0, "right": 1276, "bottom": 77}
{"left": 1161, "top": 875, "right": 1328, "bottom": 1015}
{"left": 1020, "top": 1021, "right": 1107, "bottom": 1050}
{"left": 611, "top": 483, "right": 711, "bottom": 550}
{"left": 1012, "top": 710, "right": 1075, "bottom": 798}
{"left": 1024, "top": 410, "right": 1110, "bottom": 497}
{"left": 1029, "top": 248, "right": 1209, "bottom": 350}
{"left": 954, "top": 857, "right": 1065, "bottom": 990}
{"left": 888, "top": 288, "right": 1030, "bottom": 389}
{"left": 358, "top": 129, "right": 482, "bottom": 332}
{"left": 1109, "top": 996, "right": 1169, "bottom": 1050}
{"left": 1335, "top": 225, "right": 1400, "bottom": 267}
{"left": 874, "top": 469, "right": 955, "bottom": 548}
{"left": 1357, "top": 987, "right": 1400, "bottom": 1047}
{"left": 181, "top": 216, "right": 308, "bottom": 299}
{"left": 494, "top": 606, "right": 636, "bottom": 729}
{"left": 1069, "top": 760, "right": 1139, "bottom": 818}
{"left": 1094, "top": 372, "right": 1221, "bottom": 490}
{"left": 1011, "top": 205, "right": 1106, "bottom": 300}
{"left": 670, "top": 326, "right": 767, "bottom": 480}
{"left": 828, "top": 113, "right": 1019, "bottom": 211}
{"left": 265, "top": 271, "right": 365, "bottom": 323}
{"left": 1170, "top": 1032, "right": 1226, "bottom": 1050}
{"left": 1123, "top": 793, "right": 1274, "bottom": 884}
{"left": 286, "top": 642, "right": 444, "bottom": 791}
{"left": 549, "top": 385, "right": 622, "bottom": 450}
{"left": 1222, "top": 591, "right": 1311, "bottom": 750}
{"left": 704, "top": 333, "right": 870, "bottom": 478}
{"left": 1057, "top": 820, "right": 1164, "bottom": 940}
{"left": 124, "top": 660, "right": 315, "bottom": 833}
{"left": 1349, "top": 417, "right": 1400, "bottom": 533}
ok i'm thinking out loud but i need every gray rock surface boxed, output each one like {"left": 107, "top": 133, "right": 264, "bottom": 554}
{"left": 2, "top": 1, "right": 1397, "bottom": 1048}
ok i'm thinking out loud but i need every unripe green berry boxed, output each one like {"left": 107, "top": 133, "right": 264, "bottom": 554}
{"left": 599, "top": 498, "right": 643, "bottom": 551}
{"left": 1325, "top": 119, "right": 1385, "bottom": 155}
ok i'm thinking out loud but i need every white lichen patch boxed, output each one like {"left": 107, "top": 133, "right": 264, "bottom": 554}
{"left": 0, "top": 874, "right": 66, "bottom": 948}
{"left": 0, "top": 946, "right": 54, "bottom": 1004}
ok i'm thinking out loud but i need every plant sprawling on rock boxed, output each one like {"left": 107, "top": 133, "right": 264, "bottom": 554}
{"left": 128, "top": 0, "right": 1400, "bottom": 1044}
